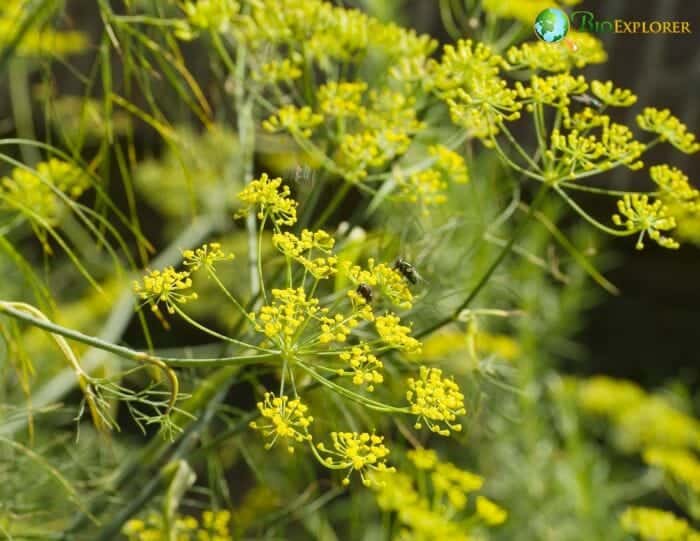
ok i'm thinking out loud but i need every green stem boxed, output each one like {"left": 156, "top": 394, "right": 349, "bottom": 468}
{"left": 417, "top": 182, "right": 551, "bottom": 338}
{"left": 171, "top": 304, "right": 272, "bottom": 352}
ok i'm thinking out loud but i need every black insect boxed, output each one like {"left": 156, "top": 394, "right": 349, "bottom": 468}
{"left": 393, "top": 257, "right": 419, "bottom": 285}
{"left": 356, "top": 283, "right": 373, "bottom": 303}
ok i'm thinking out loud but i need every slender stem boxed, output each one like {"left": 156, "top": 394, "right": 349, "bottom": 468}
{"left": 417, "top": 182, "right": 551, "bottom": 338}
{"left": 553, "top": 184, "right": 635, "bottom": 237}
{"left": 171, "top": 305, "right": 273, "bottom": 353}
{"left": 258, "top": 214, "right": 268, "bottom": 303}
{"left": 0, "top": 301, "right": 179, "bottom": 415}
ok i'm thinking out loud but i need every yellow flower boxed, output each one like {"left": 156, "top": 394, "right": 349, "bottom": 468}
{"left": 273, "top": 230, "right": 338, "bottom": 279}
{"left": 476, "top": 496, "right": 508, "bottom": 526}
{"left": 317, "top": 431, "right": 395, "bottom": 486}
{"left": 249, "top": 393, "right": 313, "bottom": 453}
{"left": 337, "top": 343, "right": 384, "bottom": 391}
{"left": 651, "top": 164, "right": 699, "bottom": 210}
{"left": 255, "top": 58, "right": 303, "bottom": 83}
{"left": 407, "top": 448, "right": 438, "bottom": 470}
{"left": 612, "top": 194, "right": 679, "bottom": 250}
{"left": 318, "top": 81, "right": 367, "bottom": 117}
{"left": 182, "top": 242, "right": 234, "bottom": 271}
{"left": 254, "top": 288, "right": 320, "bottom": 349}
{"left": 133, "top": 267, "right": 198, "bottom": 314}
{"left": 430, "top": 144, "right": 469, "bottom": 184}
{"left": 375, "top": 313, "right": 421, "bottom": 352}
{"left": 407, "top": 366, "right": 466, "bottom": 436}
{"left": 620, "top": 506, "right": 690, "bottom": 541}
{"left": 643, "top": 447, "right": 700, "bottom": 493}
{"left": 431, "top": 461, "right": 483, "bottom": 509}
{"left": 1, "top": 158, "right": 90, "bottom": 225}
{"left": 637, "top": 108, "right": 700, "bottom": 154}
{"left": 236, "top": 173, "right": 297, "bottom": 226}
{"left": 262, "top": 105, "right": 323, "bottom": 138}
{"left": 590, "top": 80, "right": 637, "bottom": 107}
{"left": 345, "top": 259, "right": 414, "bottom": 309}
{"left": 506, "top": 32, "right": 606, "bottom": 72}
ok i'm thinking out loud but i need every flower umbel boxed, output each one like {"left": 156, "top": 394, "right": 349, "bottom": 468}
{"left": 182, "top": 242, "right": 234, "bottom": 271}
{"left": 407, "top": 366, "right": 466, "bottom": 436}
{"left": 133, "top": 267, "right": 198, "bottom": 314}
{"left": 317, "top": 431, "right": 395, "bottom": 486}
{"left": 236, "top": 173, "right": 297, "bottom": 226}
{"left": 612, "top": 194, "right": 679, "bottom": 250}
{"left": 249, "top": 393, "right": 313, "bottom": 453}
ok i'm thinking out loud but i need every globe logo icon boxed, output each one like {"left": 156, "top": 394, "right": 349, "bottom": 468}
{"left": 534, "top": 8, "right": 570, "bottom": 43}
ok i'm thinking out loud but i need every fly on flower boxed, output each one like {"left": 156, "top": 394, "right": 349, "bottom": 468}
{"left": 356, "top": 283, "right": 373, "bottom": 304}
{"left": 571, "top": 93, "right": 604, "bottom": 111}
{"left": 393, "top": 257, "right": 422, "bottom": 285}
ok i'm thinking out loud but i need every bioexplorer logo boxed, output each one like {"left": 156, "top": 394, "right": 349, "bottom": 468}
{"left": 534, "top": 7, "right": 692, "bottom": 43}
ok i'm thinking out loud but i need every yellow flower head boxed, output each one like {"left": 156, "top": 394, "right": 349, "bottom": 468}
{"left": 650, "top": 164, "right": 699, "bottom": 210}
{"left": 133, "top": 267, "right": 198, "bottom": 314}
{"left": 590, "top": 80, "right": 637, "bottom": 107}
{"left": 620, "top": 506, "right": 690, "bottom": 541}
{"left": 476, "top": 495, "right": 508, "bottom": 526}
{"left": 1, "top": 158, "right": 90, "bottom": 225}
{"left": 337, "top": 342, "right": 384, "bottom": 391}
{"left": 430, "top": 144, "right": 469, "bottom": 184}
{"left": 407, "top": 448, "right": 438, "bottom": 470}
{"left": 506, "top": 32, "right": 606, "bottom": 72}
{"left": 643, "top": 447, "right": 700, "bottom": 494}
{"left": 407, "top": 366, "right": 466, "bottom": 436}
{"left": 253, "top": 288, "right": 320, "bottom": 349}
{"left": 637, "top": 108, "right": 700, "bottom": 154}
{"left": 375, "top": 313, "right": 421, "bottom": 352}
{"left": 262, "top": 105, "right": 323, "bottom": 138}
{"left": 237, "top": 173, "right": 297, "bottom": 226}
{"left": 182, "top": 242, "right": 234, "bottom": 271}
{"left": 273, "top": 230, "right": 338, "bottom": 279}
{"left": 318, "top": 81, "right": 367, "bottom": 117}
{"left": 431, "top": 461, "right": 484, "bottom": 509}
{"left": 317, "top": 431, "right": 395, "bottom": 486}
{"left": 345, "top": 259, "right": 414, "bottom": 309}
{"left": 249, "top": 392, "right": 313, "bottom": 453}
{"left": 612, "top": 194, "right": 679, "bottom": 250}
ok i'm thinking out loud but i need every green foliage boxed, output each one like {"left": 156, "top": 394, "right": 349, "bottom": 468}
{"left": 0, "top": 1, "right": 698, "bottom": 540}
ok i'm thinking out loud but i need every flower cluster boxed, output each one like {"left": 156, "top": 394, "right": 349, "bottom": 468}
{"left": 337, "top": 343, "right": 384, "bottom": 391}
{"left": 236, "top": 173, "right": 297, "bottom": 225}
{"left": 133, "top": 267, "right": 198, "bottom": 314}
{"left": 406, "top": 366, "right": 466, "bottom": 436}
{"left": 505, "top": 31, "right": 607, "bottom": 72}
{"left": 273, "top": 230, "right": 337, "bottom": 279}
{"left": 375, "top": 313, "right": 421, "bottom": 352}
{"left": 262, "top": 105, "right": 323, "bottom": 138}
{"left": 620, "top": 506, "right": 699, "bottom": 541}
{"left": 637, "top": 108, "right": 700, "bottom": 154}
{"left": 397, "top": 144, "right": 470, "bottom": 213}
{"left": 612, "top": 194, "right": 679, "bottom": 250}
{"left": 643, "top": 447, "right": 700, "bottom": 495}
{"left": 577, "top": 376, "right": 700, "bottom": 452}
{"left": 182, "top": 242, "right": 234, "bottom": 271}
{"left": 372, "top": 449, "right": 506, "bottom": 540}
{"left": 345, "top": 259, "right": 414, "bottom": 309}
{"left": 652, "top": 165, "right": 699, "bottom": 211}
{"left": 1, "top": 158, "right": 90, "bottom": 227}
{"left": 123, "top": 509, "right": 231, "bottom": 541}
{"left": 317, "top": 431, "right": 395, "bottom": 486}
{"left": 434, "top": 40, "right": 521, "bottom": 140}
{"left": 249, "top": 393, "right": 313, "bottom": 453}
{"left": 590, "top": 80, "right": 637, "bottom": 107}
